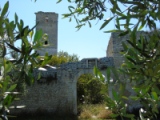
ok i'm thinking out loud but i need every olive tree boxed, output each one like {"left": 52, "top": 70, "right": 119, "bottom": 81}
{"left": 0, "top": 2, "right": 49, "bottom": 119}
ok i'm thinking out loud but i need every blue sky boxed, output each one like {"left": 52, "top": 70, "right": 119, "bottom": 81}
{"left": 1, "top": 0, "right": 119, "bottom": 60}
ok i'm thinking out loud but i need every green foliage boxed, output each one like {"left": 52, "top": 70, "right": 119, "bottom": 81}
{"left": 57, "top": 0, "right": 159, "bottom": 31}
{"left": 0, "top": 1, "right": 47, "bottom": 119}
{"left": 77, "top": 74, "right": 107, "bottom": 104}
{"left": 57, "top": 0, "right": 106, "bottom": 30}
{"left": 47, "top": 51, "right": 79, "bottom": 66}
{"left": 95, "top": 31, "right": 160, "bottom": 119}
{"left": 58, "top": 0, "right": 160, "bottom": 119}
{"left": 94, "top": 67, "right": 135, "bottom": 119}
{"left": 94, "top": 32, "right": 160, "bottom": 119}
{"left": 120, "top": 31, "right": 160, "bottom": 119}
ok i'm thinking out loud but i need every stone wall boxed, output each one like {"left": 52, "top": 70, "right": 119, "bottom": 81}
{"left": 10, "top": 57, "right": 114, "bottom": 115}
{"left": 107, "top": 31, "right": 149, "bottom": 67}
{"left": 9, "top": 31, "right": 151, "bottom": 115}
{"left": 106, "top": 31, "right": 150, "bottom": 111}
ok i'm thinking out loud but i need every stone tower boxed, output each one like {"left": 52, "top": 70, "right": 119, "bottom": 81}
{"left": 35, "top": 11, "right": 58, "bottom": 56}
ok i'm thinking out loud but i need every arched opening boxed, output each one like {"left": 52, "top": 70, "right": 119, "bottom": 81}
{"left": 77, "top": 73, "right": 107, "bottom": 105}
{"left": 77, "top": 73, "right": 108, "bottom": 118}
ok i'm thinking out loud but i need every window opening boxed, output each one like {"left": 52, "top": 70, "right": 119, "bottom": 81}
{"left": 44, "top": 41, "right": 48, "bottom": 45}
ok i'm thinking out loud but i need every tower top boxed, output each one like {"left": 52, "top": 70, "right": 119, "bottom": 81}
{"left": 35, "top": 11, "right": 58, "bottom": 15}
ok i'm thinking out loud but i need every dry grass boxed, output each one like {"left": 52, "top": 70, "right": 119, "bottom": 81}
{"left": 97, "top": 109, "right": 112, "bottom": 119}
{"left": 78, "top": 104, "right": 112, "bottom": 119}
{"left": 79, "top": 109, "right": 92, "bottom": 119}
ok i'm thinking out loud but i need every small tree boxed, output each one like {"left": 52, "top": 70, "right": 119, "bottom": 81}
{"left": 77, "top": 74, "right": 107, "bottom": 104}
{"left": 47, "top": 51, "right": 79, "bottom": 66}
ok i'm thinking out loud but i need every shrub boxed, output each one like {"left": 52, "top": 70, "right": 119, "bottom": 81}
{"left": 77, "top": 74, "right": 107, "bottom": 104}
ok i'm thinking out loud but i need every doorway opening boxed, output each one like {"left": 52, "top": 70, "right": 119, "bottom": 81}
{"left": 77, "top": 73, "right": 109, "bottom": 118}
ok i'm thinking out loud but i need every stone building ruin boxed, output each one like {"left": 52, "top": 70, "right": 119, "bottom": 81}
{"left": 106, "top": 31, "right": 150, "bottom": 110}
{"left": 10, "top": 57, "right": 114, "bottom": 115}
{"left": 9, "top": 12, "right": 115, "bottom": 116}
{"left": 9, "top": 12, "right": 149, "bottom": 115}
{"left": 106, "top": 31, "right": 149, "bottom": 67}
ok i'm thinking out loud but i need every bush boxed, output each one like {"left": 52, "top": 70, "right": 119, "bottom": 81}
{"left": 77, "top": 74, "right": 107, "bottom": 104}
{"left": 47, "top": 51, "right": 79, "bottom": 66}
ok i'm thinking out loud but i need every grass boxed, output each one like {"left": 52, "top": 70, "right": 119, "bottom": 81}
{"left": 78, "top": 103, "right": 112, "bottom": 119}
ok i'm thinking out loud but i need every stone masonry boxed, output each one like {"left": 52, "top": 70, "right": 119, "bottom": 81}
{"left": 35, "top": 12, "right": 58, "bottom": 56}
{"left": 9, "top": 27, "right": 150, "bottom": 116}
{"left": 10, "top": 57, "right": 114, "bottom": 115}
{"left": 106, "top": 31, "right": 150, "bottom": 110}
{"left": 107, "top": 31, "right": 149, "bottom": 67}
{"left": 11, "top": 12, "right": 114, "bottom": 115}
{"left": 8, "top": 11, "right": 151, "bottom": 115}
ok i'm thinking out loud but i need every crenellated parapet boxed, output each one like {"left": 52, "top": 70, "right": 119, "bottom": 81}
{"left": 59, "top": 57, "right": 114, "bottom": 70}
